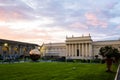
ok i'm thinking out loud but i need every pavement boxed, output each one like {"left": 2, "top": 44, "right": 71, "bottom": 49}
{"left": 117, "top": 67, "right": 120, "bottom": 80}
{"left": 115, "top": 65, "right": 120, "bottom": 80}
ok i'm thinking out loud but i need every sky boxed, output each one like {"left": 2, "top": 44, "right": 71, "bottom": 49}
{"left": 0, "top": 0, "right": 120, "bottom": 45}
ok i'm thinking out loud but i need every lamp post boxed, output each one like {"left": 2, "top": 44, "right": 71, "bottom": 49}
{"left": 38, "top": 46, "right": 40, "bottom": 51}
{"left": 3, "top": 43, "right": 8, "bottom": 53}
{"left": 4, "top": 43, "right": 8, "bottom": 47}
{"left": 2, "top": 43, "right": 9, "bottom": 62}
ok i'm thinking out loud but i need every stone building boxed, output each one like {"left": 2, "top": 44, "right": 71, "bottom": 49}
{"left": 41, "top": 35, "right": 120, "bottom": 59}
{"left": 0, "top": 39, "right": 39, "bottom": 60}
{"left": 66, "top": 35, "right": 92, "bottom": 59}
{"left": 40, "top": 43, "right": 66, "bottom": 58}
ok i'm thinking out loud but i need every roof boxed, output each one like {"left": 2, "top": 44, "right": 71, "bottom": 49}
{"left": 93, "top": 40, "right": 120, "bottom": 45}
{"left": 93, "top": 40, "right": 120, "bottom": 43}
{"left": 0, "top": 39, "right": 39, "bottom": 46}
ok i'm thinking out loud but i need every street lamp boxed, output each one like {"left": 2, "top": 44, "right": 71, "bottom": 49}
{"left": 38, "top": 46, "right": 40, "bottom": 50}
{"left": 2, "top": 43, "right": 9, "bottom": 61}
{"left": 4, "top": 43, "right": 8, "bottom": 47}
{"left": 3, "top": 43, "right": 8, "bottom": 51}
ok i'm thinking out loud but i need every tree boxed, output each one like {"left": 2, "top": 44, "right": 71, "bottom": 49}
{"left": 99, "top": 46, "right": 120, "bottom": 72}
{"left": 95, "top": 55, "right": 99, "bottom": 59}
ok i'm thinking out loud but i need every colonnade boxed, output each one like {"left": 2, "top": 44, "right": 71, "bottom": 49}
{"left": 1, "top": 45, "right": 34, "bottom": 56}
{"left": 66, "top": 43, "right": 92, "bottom": 59}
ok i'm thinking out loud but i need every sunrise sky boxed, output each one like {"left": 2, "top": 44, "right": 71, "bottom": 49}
{"left": 0, "top": 0, "right": 120, "bottom": 45}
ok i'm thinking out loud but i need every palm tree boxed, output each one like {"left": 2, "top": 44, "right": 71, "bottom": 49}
{"left": 99, "top": 46, "right": 120, "bottom": 72}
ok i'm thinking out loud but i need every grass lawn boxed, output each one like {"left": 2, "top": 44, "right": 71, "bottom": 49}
{"left": 0, "top": 62, "right": 118, "bottom": 80}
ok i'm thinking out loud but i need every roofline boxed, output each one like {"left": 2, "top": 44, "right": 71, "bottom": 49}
{"left": 0, "top": 39, "right": 39, "bottom": 46}
{"left": 44, "top": 42, "right": 65, "bottom": 45}
{"left": 93, "top": 40, "right": 120, "bottom": 43}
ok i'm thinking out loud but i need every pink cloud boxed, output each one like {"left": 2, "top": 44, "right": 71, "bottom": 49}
{"left": 0, "top": 10, "right": 8, "bottom": 21}
{"left": 32, "top": 28, "right": 64, "bottom": 33}
{"left": 99, "top": 21, "right": 108, "bottom": 28}
{"left": 85, "top": 12, "right": 97, "bottom": 21}
{"left": 0, "top": 26, "right": 13, "bottom": 36}
{"left": 70, "top": 22, "right": 88, "bottom": 29}
{"left": 116, "top": 25, "right": 120, "bottom": 29}
{"left": 85, "top": 12, "right": 108, "bottom": 28}
{"left": 0, "top": 27, "right": 54, "bottom": 44}
{"left": 0, "top": 9, "right": 31, "bottom": 22}
{"left": 0, "top": 26, "right": 67, "bottom": 44}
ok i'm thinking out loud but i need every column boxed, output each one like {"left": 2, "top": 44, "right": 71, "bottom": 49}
{"left": 73, "top": 44, "right": 75, "bottom": 56}
{"left": 89, "top": 43, "right": 92, "bottom": 58}
{"left": 9, "top": 46, "right": 11, "bottom": 55}
{"left": 69, "top": 44, "right": 71, "bottom": 56}
{"left": 68, "top": 44, "right": 69, "bottom": 56}
{"left": 79, "top": 44, "right": 81, "bottom": 57}
{"left": 74, "top": 44, "right": 76, "bottom": 56}
{"left": 85, "top": 43, "right": 88, "bottom": 57}
{"left": 71, "top": 44, "right": 73, "bottom": 56}
{"left": 75, "top": 44, "right": 77, "bottom": 57}
{"left": 82, "top": 43, "right": 84, "bottom": 57}
{"left": 20, "top": 46, "right": 22, "bottom": 55}
{"left": 80, "top": 44, "right": 82, "bottom": 56}
{"left": 66, "top": 44, "right": 68, "bottom": 57}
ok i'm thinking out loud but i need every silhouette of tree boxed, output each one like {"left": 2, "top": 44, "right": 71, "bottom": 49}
{"left": 99, "top": 46, "right": 120, "bottom": 72}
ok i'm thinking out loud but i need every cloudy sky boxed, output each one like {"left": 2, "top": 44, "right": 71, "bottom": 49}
{"left": 0, "top": 0, "right": 120, "bottom": 45}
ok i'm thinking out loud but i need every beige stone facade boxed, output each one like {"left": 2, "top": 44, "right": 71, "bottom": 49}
{"left": 66, "top": 35, "right": 92, "bottom": 59}
{"left": 41, "top": 35, "right": 120, "bottom": 59}
{"left": 41, "top": 43, "right": 66, "bottom": 57}
{"left": 93, "top": 40, "right": 120, "bottom": 58}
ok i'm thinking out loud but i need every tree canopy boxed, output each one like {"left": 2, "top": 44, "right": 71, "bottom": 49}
{"left": 99, "top": 46, "right": 120, "bottom": 58}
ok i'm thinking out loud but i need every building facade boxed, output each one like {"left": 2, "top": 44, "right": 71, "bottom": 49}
{"left": 41, "top": 35, "right": 120, "bottom": 59}
{"left": 41, "top": 43, "right": 66, "bottom": 57}
{"left": 0, "top": 39, "right": 39, "bottom": 60}
{"left": 66, "top": 35, "right": 92, "bottom": 59}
